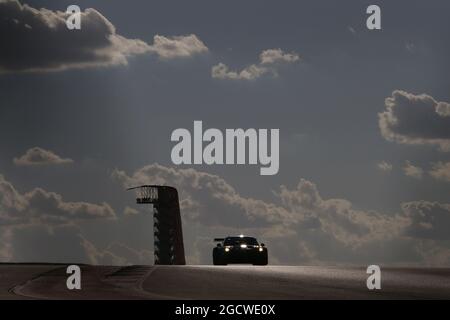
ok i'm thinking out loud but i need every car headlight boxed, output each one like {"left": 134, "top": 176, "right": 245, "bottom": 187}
{"left": 225, "top": 247, "right": 230, "bottom": 252}
{"left": 240, "top": 244, "right": 247, "bottom": 248}
{"left": 259, "top": 247, "right": 264, "bottom": 252}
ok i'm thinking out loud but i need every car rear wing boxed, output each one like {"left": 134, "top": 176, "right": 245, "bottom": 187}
{"left": 214, "top": 238, "right": 225, "bottom": 242}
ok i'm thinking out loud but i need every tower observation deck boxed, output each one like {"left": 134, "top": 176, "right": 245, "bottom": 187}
{"left": 128, "top": 185, "right": 186, "bottom": 265}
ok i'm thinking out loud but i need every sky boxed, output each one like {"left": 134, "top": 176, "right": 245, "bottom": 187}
{"left": 0, "top": 0, "right": 450, "bottom": 266}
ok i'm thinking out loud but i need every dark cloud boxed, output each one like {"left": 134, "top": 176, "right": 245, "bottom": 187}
{"left": 379, "top": 90, "right": 450, "bottom": 151}
{"left": 113, "top": 164, "right": 450, "bottom": 265}
{"left": 0, "top": 228, "right": 13, "bottom": 260}
{"left": 0, "top": 0, "right": 151, "bottom": 72}
{"left": 13, "top": 147, "right": 73, "bottom": 166}
{"left": 0, "top": 224, "right": 152, "bottom": 264}
{"left": 2, "top": 163, "right": 450, "bottom": 266}
{"left": 430, "top": 162, "right": 450, "bottom": 182}
{"left": 113, "top": 163, "right": 404, "bottom": 248}
{"left": 0, "top": 174, "right": 116, "bottom": 227}
{"left": 80, "top": 235, "right": 152, "bottom": 265}
{"left": 0, "top": 0, "right": 208, "bottom": 73}
{"left": 6, "top": 225, "right": 87, "bottom": 263}
{"left": 113, "top": 163, "right": 293, "bottom": 228}
{"left": 0, "top": 168, "right": 155, "bottom": 265}
{"left": 402, "top": 201, "right": 450, "bottom": 240}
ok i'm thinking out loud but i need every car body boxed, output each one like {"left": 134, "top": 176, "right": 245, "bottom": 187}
{"left": 213, "top": 236, "right": 268, "bottom": 265}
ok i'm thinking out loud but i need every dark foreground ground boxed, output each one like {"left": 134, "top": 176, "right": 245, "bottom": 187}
{"left": 1, "top": 264, "right": 450, "bottom": 299}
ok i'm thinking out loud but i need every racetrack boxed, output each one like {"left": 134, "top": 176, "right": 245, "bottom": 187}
{"left": 1, "top": 264, "right": 450, "bottom": 299}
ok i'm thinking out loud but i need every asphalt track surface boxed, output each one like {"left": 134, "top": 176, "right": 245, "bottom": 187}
{"left": 1, "top": 264, "right": 449, "bottom": 299}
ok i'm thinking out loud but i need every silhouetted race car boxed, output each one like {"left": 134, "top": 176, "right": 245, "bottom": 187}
{"left": 213, "top": 235, "right": 268, "bottom": 265}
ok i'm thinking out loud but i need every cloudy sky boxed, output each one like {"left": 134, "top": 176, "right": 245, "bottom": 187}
{"left": 1, "top": 0, "right": 450, "bottom": 266}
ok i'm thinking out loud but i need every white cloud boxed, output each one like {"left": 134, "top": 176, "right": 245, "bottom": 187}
{"left": 123, "top": 206, "right": 140, "bottom": 216}
{"left": 13, "top": 147, "right": 73, "bottom": 166}
{"left": 212, "top": 63, "right": 267, "bottom": 80}
{"left": 436, "top": 102, "right": 450, "bottom": 117}
{"left": 259, "top": 48, "right": 300, "bottom": 64}
{"left": 377, "top": 161, "right": 393, "bottom": 172}
{"left": 429, "top": 162, "right": 450, "bottom": 182}
{"left": 212, "top": 48, "right": 299, "bottom": 80}
{"left": 148, "top": 34, "right": 208, "bottom": 59}
{"left": 405, "top": 42, "right": 416, "bottom": 53}
{"left": 403, "top": 161, "right": 424, "bottom": 179}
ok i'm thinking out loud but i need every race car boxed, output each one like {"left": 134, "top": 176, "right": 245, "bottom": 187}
{"left": 212, "top": 235, "right": 268, "bottom": 265}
